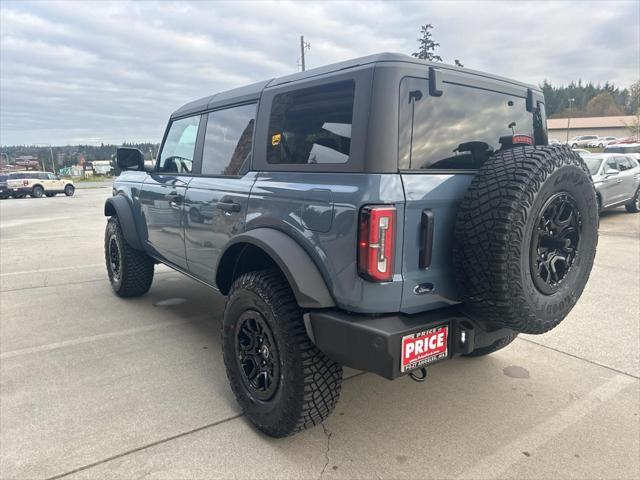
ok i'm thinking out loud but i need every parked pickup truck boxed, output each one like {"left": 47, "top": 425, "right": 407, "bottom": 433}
{"left": 104, "top": 53, "right": 598, "bottom": 437}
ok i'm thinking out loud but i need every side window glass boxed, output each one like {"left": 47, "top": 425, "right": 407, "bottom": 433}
{"left": 48, "top": 173, "right": 57, "bottom": 180}
{"left": 617, "top": 157, "right": 631, "bottom": 171}
{"left": 267, "top": 80, "right": 355, "bottom": 165}
{"left": 201, "top": 104, "right": 256, "bottom": 176}
{"left": 38, "top": 173, "right": 48, "bottom": 180}
{"left": 606, "top": 158, "right": 618, "bottom": 171}
{"left": 158, "top": 115, "right": 201, "bottom": 173}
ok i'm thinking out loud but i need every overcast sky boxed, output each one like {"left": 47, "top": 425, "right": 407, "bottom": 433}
{"left": 1, "top": 0, "right": 638, "bottom": 146}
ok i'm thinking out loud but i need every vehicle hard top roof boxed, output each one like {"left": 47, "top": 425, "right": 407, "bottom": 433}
{"left": 171, "top": 52, "right": 540, "bottom": 119}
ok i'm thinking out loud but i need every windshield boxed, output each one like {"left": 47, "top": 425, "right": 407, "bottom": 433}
{"left": 584, "top": 156, "right": 603, "bottom": 175}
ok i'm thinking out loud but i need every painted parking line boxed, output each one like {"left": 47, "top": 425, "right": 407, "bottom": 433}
{"left": 0, "top": 318, "right": 196, "bottom": 360}
{"left": 456, "top": 375, "right": 636, "bottom": 480}
{"left": 0, "top": 264, "right": 104, "bottom": 276}
{"left": 0, "top": 216, "right": 72, "bottom": 229}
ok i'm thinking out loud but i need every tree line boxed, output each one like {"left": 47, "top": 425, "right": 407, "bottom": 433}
{"left": 0, "top": 142, "right": 159, "bottom": 168}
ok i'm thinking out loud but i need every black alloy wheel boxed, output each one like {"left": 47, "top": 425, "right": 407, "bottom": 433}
{"left": 108, "top": 235, "right": 122, "bottom": 284}
{"left": 235, "top": 311, "right": 281, "bottom": 401}
{"left": 530, "top": 192, "right": 581, "bottom": 295}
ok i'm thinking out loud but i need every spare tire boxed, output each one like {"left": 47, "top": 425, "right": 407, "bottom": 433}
{"left": 453, "top": 145, "right": 598, "bottom": 334}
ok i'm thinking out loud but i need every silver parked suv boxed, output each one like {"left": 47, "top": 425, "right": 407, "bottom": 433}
{"left": 582, "top": 153, "right": 640, "bottom": 213}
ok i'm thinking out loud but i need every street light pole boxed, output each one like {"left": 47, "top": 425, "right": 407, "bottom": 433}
{"left": 566, "top": 98, "right": 575, "bottom": 143}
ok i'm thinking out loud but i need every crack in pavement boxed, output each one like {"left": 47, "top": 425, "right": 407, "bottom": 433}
{"left": 320, "top": 422, "right": 333, "bottom": 480}
{"left": 42, "top": 372, "right": 367, "bottom": 480}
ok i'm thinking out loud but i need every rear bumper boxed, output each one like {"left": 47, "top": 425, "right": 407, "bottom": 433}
{"left": 305, "top": 307, "right": 513, "bottom": 380}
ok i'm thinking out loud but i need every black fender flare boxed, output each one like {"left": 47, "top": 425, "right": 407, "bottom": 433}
{"left": 216, "top": 228, "right": 335, "bottom": 309}
{"left": 104, "top": 195, "right": 143, "bottom": 250}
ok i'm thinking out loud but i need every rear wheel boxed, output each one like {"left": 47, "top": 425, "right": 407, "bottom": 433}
{"left": 64, "top": 185, "right": 75, "bottom": 196}
{"left": 104, "top": 217, "right": 154, "bottom": 297}
{"left": 625, "top": 189, "right": 640, "bottom": 213}
{"left": 222, "top": 269, "right": 342, "bottom": 437}
{"left": 31, "top": 185, "right": 44, "bottom": 198}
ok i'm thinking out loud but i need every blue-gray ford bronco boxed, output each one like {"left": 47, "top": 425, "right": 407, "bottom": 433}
{"left": 105, "top": 53, "right": 598, "bottom": 437}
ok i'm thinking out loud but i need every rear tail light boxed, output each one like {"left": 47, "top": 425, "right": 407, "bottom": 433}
{"left": 23, "top": 180, "right": 28, "bottom": 186}
{"left": 358, "top": 205, "right": 396, "bottom": 282}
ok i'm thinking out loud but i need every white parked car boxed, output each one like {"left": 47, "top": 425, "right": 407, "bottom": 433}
{"left": 568, "top": 135, "right": 599, "bottom": 148}
{"left": 587, "top": 136, "right": 618, "bottom": 148}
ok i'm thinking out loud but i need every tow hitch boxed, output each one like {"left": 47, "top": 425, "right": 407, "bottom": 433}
{"left": 409, "top": 367, "right": 428, "bottom": 382}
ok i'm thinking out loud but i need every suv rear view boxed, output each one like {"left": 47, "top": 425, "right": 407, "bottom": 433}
{"left": 105, "top": 53, "right": 599, "bottom": 437}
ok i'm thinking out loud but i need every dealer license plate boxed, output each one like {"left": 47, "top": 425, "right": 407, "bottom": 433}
{"left": 400, "top": 325, "right": 448, "bottom": 373}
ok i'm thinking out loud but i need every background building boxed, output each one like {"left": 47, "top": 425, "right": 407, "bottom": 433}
{"left": 547, "top": 115, "right": 638, "bottom": 141}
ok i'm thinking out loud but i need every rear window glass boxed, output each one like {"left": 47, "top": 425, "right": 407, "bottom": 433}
{"left": 399, "top": 78, "right": 543, "bottom": 170}
{"left": 267, "top": 80, "right": 354, "bottom": 165}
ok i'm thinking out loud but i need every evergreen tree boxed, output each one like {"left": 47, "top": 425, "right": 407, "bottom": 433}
{"left": 412, "top": 24, "right": 443, "bottom": 62}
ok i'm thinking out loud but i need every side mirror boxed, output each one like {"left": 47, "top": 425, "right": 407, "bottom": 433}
{"left": 116, "top": 147, "right": 145, "bottom": 172}
{"left": 605, "top": 168, "right": 620, "bottom": 177}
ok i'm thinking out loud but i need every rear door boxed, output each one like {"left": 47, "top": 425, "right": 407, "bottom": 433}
{"left": 184, "top": 103, "right": 258, "bottom": 285}
{"left": 139, "top": 114, "right": 202, "bottom": 269}
{"left": 602, "top": 157, "right": 625, "bottom": 205}
{"left": 398, "top": 74, "right": 546, "bottom": 314}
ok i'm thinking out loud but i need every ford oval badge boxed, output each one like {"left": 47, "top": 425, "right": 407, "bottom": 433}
{"left": 413, "top": 282, "right": 434, "bottom": 295}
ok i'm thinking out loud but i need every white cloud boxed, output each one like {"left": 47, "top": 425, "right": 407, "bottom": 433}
{"left": 1, "top": 0, "right": 638, "bottom": 145}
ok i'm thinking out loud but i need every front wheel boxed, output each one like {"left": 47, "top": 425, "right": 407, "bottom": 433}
{"left": 31, "top": 185, "right": 44, "bottom": 198}
{"left": 625, "top": 189, "right": 640, "bottom": 213}
{"left": 222, "top": 269, "right": 343, "bottom": 437}
{"left": 104, "top": 217, "right": 154, "bottom": 297}
{"left": 64, "top": 185, "right": 75, "bottom": 196}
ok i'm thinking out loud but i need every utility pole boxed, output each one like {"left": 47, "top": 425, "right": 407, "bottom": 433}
{"left": 566, "top": 97, "right": 575, "bottom": 143}
{"left": 299, "top": 35, "right": 310, "bottom": 72}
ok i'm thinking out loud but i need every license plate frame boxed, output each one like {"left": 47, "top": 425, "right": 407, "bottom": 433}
{"left": 400, "top": 324, "right": 448, "bottom": 373}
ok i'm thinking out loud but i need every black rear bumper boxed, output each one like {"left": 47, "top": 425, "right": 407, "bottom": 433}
{"left": 305, "top": 307, "right": 513, "bottom": 380}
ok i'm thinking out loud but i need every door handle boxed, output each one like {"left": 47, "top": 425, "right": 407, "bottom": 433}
{"left": 217, "top": 200, "right": 241, "bottom": 212}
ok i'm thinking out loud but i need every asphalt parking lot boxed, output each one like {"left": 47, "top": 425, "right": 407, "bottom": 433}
{"left": 1, "top": 187, "right": 638, "bottom": 480}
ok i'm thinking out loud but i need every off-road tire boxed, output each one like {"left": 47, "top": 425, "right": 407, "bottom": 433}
{"left": 64, "top": 185, "right": 75, "bottom": 196}
{"left": 625, "top": 189, "right": 640, "bottom": 213}
{"left": 222, "top": 269, "right": 342, "bottom": 437}
{"left": 31, "top": 185, "right": 44, "bottom": 198}
{"left": 464, "top": 333, "right": 518, "bottom": 357}
{"left": 454, "top": 145, "right": 598, "bottom": 334}
{"left": 104, "top": 217, "right": 154, "bottom": 297}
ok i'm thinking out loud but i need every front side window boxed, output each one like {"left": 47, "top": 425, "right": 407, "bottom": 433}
{"left": 267, "top": 80, "right": 355, "bottom": 165}
{"left": 201, "top": 104, "right": 256, "bottom": 176}
{"left": 158, "top": 115, "right": 201, "bottom": 173}
{"left": 616, "top": 156, "right": 633, "bottom": 171}
{"left": 400, "top": 78, "right": 537, "bottom": 170}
